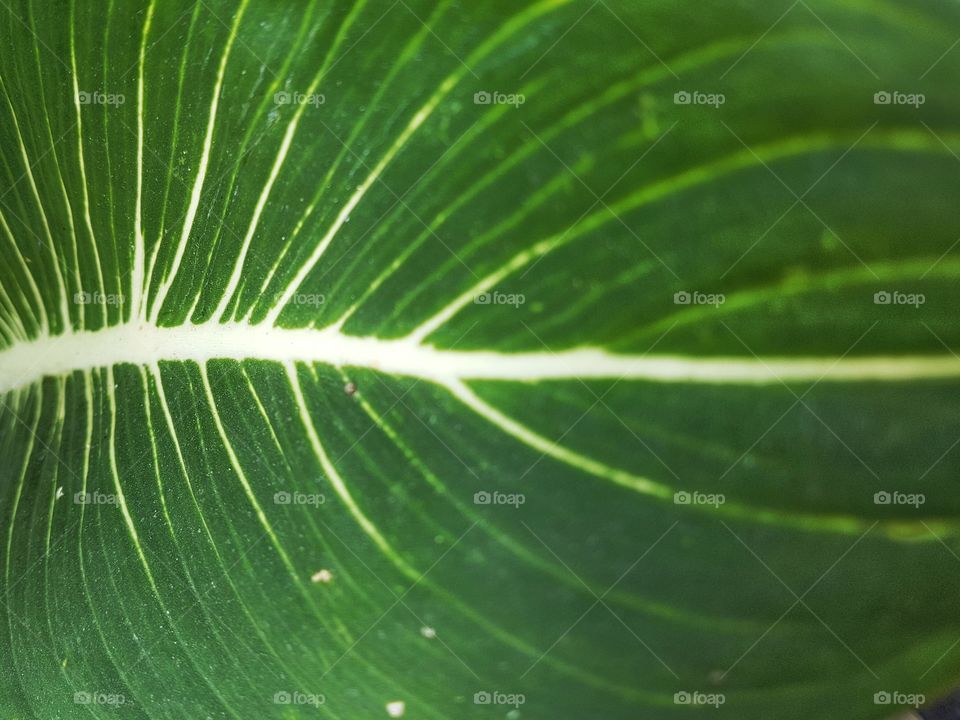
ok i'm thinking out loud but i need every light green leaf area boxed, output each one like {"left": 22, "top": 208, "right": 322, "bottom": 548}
{"left": 0, "top": 0, "right": 959, "bottom": 718}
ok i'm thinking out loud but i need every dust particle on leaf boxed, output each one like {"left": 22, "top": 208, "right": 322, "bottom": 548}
{"left": 311, "top": 569, "right": 333, "bottom": 584}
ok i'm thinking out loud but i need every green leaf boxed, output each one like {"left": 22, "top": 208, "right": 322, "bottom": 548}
{"left": 1, "top": 0, "right": 959, "bottom": 718}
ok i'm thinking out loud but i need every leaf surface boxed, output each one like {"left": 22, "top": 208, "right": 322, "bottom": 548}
{"left": 1, "top": 1, "right": 959, "bottom": 718}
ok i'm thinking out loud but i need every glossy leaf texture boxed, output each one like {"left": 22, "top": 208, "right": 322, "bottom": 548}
{"left": 1, "top": 1, "right": 959, "bottom": 718}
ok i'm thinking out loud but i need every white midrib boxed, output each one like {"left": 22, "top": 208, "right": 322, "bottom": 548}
{"left": 1, "top": 322, "right": 960, "bottom": 394}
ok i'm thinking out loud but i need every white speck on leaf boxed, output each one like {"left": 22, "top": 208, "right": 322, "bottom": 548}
{"left": 386, "top": 700, "right": 405, "bottom": 717}
{"left": 311, "top": 569, "right": 333, "bottom": 584}
{"left": 420, "top": 626, "right": 436, "bottom": 639}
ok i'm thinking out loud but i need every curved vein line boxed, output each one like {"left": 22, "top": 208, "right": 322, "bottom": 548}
{"left": 143, "top": 2, "right": 203, "bottom": 310}
{"left": 0, "top": 276, "right": 28, "bottom": 341}
{"left": 288, "top": 361, "right": 672, "bottom": 703}
{"left": 199, "top": 362, "right": 332, "bottom": 616}
{"left": 74, "top": 369, "right": 133, "bottom": 714}
{"left": 242, "top": 0, "right": 450, "bottom": 323}
{"left": 208, "top": 99, "right": 309, "bottom": 322}
{"left": 130, "top": 0, "right": 157, "bottom": 321}
{"left": 236, "top": 365, "right": 434, "bottom": 715}
{"left": 332, "top": 29, "right": 826, "bottom": 331}
{"left": 286, "top": 361, "right": 420, "bottom": 576}
{"left": 405, "top": 127, "right": 960, "bottom": 342}
{"left": 0, "top": 74, "right": 70, "bottom": 330}
{"left": 91, "top": 366, "right": 172, "bottom": 711}
{"left": 0, "top": 310, "right": 18, "bottom": 345}
{"left": 211, "top": 0, "right": 371, "bottom": 323}
{"left": 68, "top": 0, "right": 108, "bottom": 328}
{"left": 41, "top": 377, "right": 85, "bottom": 708}
{"left": 263, "top": 0, "right": 576, "bottom": 326}
{"left": 1, "top": 382, "right": 42, "bottom": 718}
{"left": 631, "top": 256, "right": 960, "bottom": 343}
{"left": 0, "top": 209, "right": 45, "bottom": 335}
{"left": 149, "top": 358, "right": 330, "bottom": 672}
{"left": 107, "top": 366, "right": 241, "bottom": 715}
{"left": 344, "top": 368, "right": 761, "bottom": 633}
{"left": 100, "top": 0, "right": 124, "bottom": 317}
{"left": 129, "top": 365, "right": 267, "bottom": 717}
{"left": 442, "top": 378, "right": 949, "bottom": 538}
{"left": 26, "top": 1, "right": 84, "bottom": 331}
{"left": 3, "top": 384, "right": 40, "bottom": 586}
{"left": 176, "top": 0, "right": 325, "bottom": 322}
{"left": 149, "top": 0, "right": 250, "bottom": 324}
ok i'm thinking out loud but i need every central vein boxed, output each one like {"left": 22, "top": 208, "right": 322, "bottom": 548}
{"left": 1, "top": 322, "right": 959, "bottom": 395}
